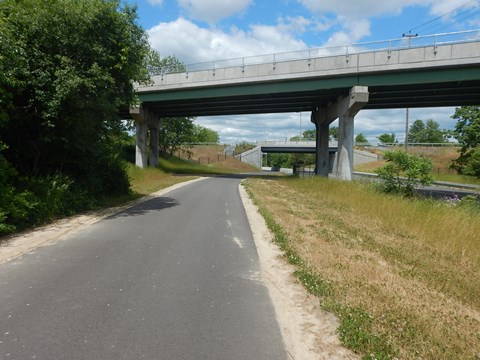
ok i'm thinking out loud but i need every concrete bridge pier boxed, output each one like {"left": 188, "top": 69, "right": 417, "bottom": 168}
{"left": 135, "top": 120, "right": 148, "bottom": 168}
{"left": 312, "top": 86, "right": 369, "bottom": 180}
{"left": 311, "top": 109, "right": 330, "bottom": 177}
{"left": 130, "top": 105, "right": 161, "bottom": 168}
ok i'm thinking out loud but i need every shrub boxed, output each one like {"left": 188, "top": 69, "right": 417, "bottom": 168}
{"left": 459, "top": 147, "right": 480, "bottom": 178}
{"left": 0, "top": 150, "right": 35, "bottom": 235}
{"left": 376, "top": 150, "right": 433, "bottom": 196}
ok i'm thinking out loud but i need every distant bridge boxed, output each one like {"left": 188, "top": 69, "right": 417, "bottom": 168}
{"left": 235, "top": 141, "right": 379, "bottom": 169}
{"left": 127, "top": 30, "right": 480, "bottom": 180}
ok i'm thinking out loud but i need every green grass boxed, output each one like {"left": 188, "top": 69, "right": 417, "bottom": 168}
{"left": 158, "top": 156, "right": 240, "bottom": 175}
{"left": 432, "top": 173, "right": 480, "bottom": 185}
{"left": 83, "top": 156, "right": 252, "bottom": 209}
{"left": 127, "top": 162, "right": 197, "bottom": 195}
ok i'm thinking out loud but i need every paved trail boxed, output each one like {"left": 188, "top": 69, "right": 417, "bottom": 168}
{"left": 0, "top": 176, "right": 287, "bottom": 360}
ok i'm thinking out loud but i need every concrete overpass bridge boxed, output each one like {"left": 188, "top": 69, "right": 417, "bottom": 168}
{"left": 128, "top": 30, "right": 480, "bottom": 180}
{"left": 234, "top": 141, "right": 379, "bottom": 170}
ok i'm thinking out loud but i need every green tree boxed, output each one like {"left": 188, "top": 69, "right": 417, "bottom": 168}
{"left": 329, "top": 126, "right": 339, "bottom": 140}
{"left": 355, "top": 133, "right": 370, "bottom": 145}
{"left": 235, "top": 142, "right": 256, "bottom": 154}
{"left": 452, "top": 106, "right": 480, "bottom": 177}
{"left": 408, "top": 120, "right": 425, "bottom": 143}
{"left": 303, "top": 129, "right": 316, "bottom": 140}
{"left": 0, "top": 0, "right": 150, "bottom": 232}
{"left": 376, "top": 150, "right": 433, "bottom": 196}
{"left": 159, "top": 117, "right": 196, "bottom": 156}
{"left": 408, "top": 119, "right": 446, "bottom": 144}
{"left": 145, "top": 49, "right": 198, "bottom": 155}
{"left": 145, "top": 47, "right": 186, "bottom": 75}
{"left": 377, "top": 133, "right": 397, "bottom": 145}
{"left": 267, "top": 153, "right": 290, "bottom": 169}
{"left": 192, "top": 125, "right": 220, "bottom": 143}
{"left": 288, "top": 153, "right": 315, "bottom": 167}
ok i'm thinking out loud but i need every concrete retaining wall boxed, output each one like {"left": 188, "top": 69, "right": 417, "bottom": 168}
{"left": 235, "top": 146, "right": 262, "bottom": 169}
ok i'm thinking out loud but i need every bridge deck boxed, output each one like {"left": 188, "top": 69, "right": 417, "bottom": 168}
{"left": 127, "top": 34, "right": 480, "bottom": 118}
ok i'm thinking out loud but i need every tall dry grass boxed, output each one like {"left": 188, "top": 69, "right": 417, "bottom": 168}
{"left": 246, "top": 176, "right": 480, "bottom": 359}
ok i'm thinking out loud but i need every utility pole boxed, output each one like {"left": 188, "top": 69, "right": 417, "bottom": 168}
{"left": 402, "top": 32, "right": 417, "bottom": 152}
{"left": 405, "top": 108, "right": 409, "bottom": 151}
{"left": 299, "top": 112, "right": 302, "bottom": 140}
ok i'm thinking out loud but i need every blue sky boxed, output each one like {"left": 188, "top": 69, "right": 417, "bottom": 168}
{"left": 128, "top": 0, "right": 480, "bottom": 143}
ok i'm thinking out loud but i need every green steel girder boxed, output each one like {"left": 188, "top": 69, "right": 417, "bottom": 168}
{"left": 134, "top": 65, "right": 480, "bottom": 118}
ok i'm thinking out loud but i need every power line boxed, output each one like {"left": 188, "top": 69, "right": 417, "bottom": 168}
{"left": 422, "top": 8, "right": 480, "bottom": 35}
{"left": 420, "top": 5, "right": 480, "bottom": 35}
{"left": 406, "top": 0, "right": 480, "bottom": 35}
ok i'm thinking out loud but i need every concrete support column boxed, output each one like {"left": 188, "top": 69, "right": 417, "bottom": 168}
{"left": 135, "top": 121, "right": 148, "bottom": 168}
{"left": 149, "top": 119, "right": 161, "bottom": 167}
{"left": 334, "top": 86, "right": 369, "bottom": 180}
{"left": 311, "top": 109, "right": 330, "bottom": 177}
{"left": 131, "top": 105, "right": 160, "bottom": 168}
{"left": 336, "top": 115, "right": 354, "bottom": 180}
{"left": 313, "top": 86, "right": 369, "bottom": 180}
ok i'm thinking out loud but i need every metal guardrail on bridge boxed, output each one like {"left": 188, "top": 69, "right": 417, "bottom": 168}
{"left": 149, "top": 30, "right": 480, "bottom": 76}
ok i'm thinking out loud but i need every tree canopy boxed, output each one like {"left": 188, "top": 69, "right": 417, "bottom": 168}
{"left": 408, "top": 119, "right": 446, "bottom": 144}
{"left": 0, "top": 0, "right": 150, "bottom": 233}
{"left": 355, "top": 133, "right": 370, "bottom": 145}
{"left": 452, "top": 106, "right": 480, "bottom": 177}
{"left": 145, "top": 47, "right": 186, "bottom": 75}
{"left": 377, "top": 133, "right": 397, "bottom": 145}
{"left": 329, "top": 126, "right": 339, "bottom": 140}
{"left": 192, "top": 125, "right": 220, "bottom": 143}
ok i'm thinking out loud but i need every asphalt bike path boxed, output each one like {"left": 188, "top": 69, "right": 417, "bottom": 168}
{"left": 0, "top": 176, "right": 287, "bottom": 360}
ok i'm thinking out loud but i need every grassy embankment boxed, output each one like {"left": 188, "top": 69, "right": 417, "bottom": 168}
{"left": 244, "top": 176, "right": 480, "bottom": 359}
{"left": 355, "top": 146, "right": 480, "bottom": 185}
{"left": 126, "top": 145, "right": 258, "bottom": 196}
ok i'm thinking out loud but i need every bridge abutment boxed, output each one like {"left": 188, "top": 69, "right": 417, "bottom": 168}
{"left": 312, "top": 86, "right": 369, "bottom": 180}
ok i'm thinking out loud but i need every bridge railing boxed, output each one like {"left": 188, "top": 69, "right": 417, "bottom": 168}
{"left": 149, "top": 30, "right": 480, "bottom": 76}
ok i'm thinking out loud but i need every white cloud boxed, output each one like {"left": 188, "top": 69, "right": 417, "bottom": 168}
{"left": 195, "top": 113, "right": 310, "bottom": 144}
{"left": 147, "top": 18, "right": 307, "bottom": 64}
{"left": 145, "top": 1, "right": 464, "bottom": 144}
{"left": 194, "top": 107, "right": 457, "bottom": 144}
{"left": 428, "top": 0, "right": 475, "bottom": 16}
{"left": 297, "top": 0, "right": 411, "bottom": 19}
{"left": 147, "top": 0, "right": 164, "bottom": 5}
{"left": 177, "top": 0, "right": 252, "bottom": 24}
{"left": 296, "top": 0, "right": 476, "bottom": 46}
{"left": 277, "top": 16, "right": 312, "bottom": 34}
{"left": 323, "top": 18, "right": 371, "bottom": 46}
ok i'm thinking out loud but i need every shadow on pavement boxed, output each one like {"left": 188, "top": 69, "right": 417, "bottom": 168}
{"left": 106, "top": 196, "right": 179, "bottom": 220}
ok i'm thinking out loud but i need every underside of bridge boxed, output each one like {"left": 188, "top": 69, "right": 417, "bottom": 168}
{"left": 128, "top": 66, "right": 480, "bottom": 118}
{"left": 126, "top": 63, "right": 480, "bottom": 180}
